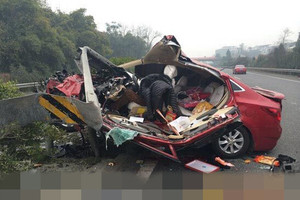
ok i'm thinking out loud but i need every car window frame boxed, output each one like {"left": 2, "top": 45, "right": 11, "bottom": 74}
{"left": 230, "top": 79, "right": 245, "bottom": 92}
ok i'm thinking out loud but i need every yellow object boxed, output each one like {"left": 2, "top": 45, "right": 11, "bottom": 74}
{"left": 38, "top": 94, "right": 85, "bottom": 125}
{"left": 165, "top": 106, "right": 176, "bottom": 122}
{"left": 51, "top": 95, "right": 85, "bottom": 121}
{"left": 39, "top": 96, "right": 77, "bottom": 124}
{"left": 192, "top": 101, "right": 213, "bottom": 115}
{"left": 168, "top": 134, "right": 184, "bottom": 140}
{"left": 130, "top": 106, "right": 147, "bottom": 116}
{"left": 254, "top": 155, "right": 280, "bottom": 166}
{"left": 244, "top": 159, "right": 251, "bottom": 164}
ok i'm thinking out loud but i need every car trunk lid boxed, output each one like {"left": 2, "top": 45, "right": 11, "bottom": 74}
{"left": 142, "top": 35, "right": 222, "bottom": 78}
{"left": 251, "top": 86, "right": 285, "bottom": 101}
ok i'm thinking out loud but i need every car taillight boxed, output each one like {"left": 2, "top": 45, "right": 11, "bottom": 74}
{"left": 263, "top": 107, "right": 281, "bottom": 121}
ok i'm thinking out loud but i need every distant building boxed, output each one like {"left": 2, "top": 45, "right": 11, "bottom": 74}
{"left": 215, "top": 39, "right": 297, "bottom": 58}
{"left": 251, "top": 45, "right": 275, "bottom": 55}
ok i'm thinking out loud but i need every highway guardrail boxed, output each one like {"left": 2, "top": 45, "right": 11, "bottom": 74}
{"left": 16, "top": 82, "right": 41, "bottom": 89}
{"left": 245, "top": 67, "right": 300, "bottom": 76}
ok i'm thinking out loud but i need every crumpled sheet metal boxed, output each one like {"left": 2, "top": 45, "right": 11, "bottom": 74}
{"left": 70, "top": 97, "right": 103, "bottom": 131}
{"left": 0, "top": 93, "right": 103, "bottom": 133}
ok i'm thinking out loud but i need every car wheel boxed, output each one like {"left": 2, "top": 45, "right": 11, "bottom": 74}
{"left": 212, "top": 126, "right": 250, "bottom": 158}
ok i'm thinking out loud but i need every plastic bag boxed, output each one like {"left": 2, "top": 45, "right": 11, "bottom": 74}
{"left": 192, "top": 101, "right": 213, "bottom": 115}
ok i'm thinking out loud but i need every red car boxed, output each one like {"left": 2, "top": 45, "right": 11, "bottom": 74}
{"left": 233, "top": 65, "right": 247, "bottom": 74}
{"left": 44, "top": 36, "right": 284, "bottom": 160}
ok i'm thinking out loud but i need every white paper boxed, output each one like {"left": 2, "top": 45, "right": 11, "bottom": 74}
{"left": 129, "top": 116, "right": 144, "bottom": 123}
{"left": 169, "top": 116, "right": 190, "bottom": 132}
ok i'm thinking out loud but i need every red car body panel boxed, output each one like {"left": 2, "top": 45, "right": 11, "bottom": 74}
{"left": 102, "top": 111, "right": 240, "bottom": 161}
{"left": 46, "top": 79, "right": 60, "bottom": 94}
{"left": 227, "top": 77, "right": 283, "bottom": 150}
{"left": 190, "top": 66, "right": 284, "bottom": 151}
{"left": 56, "top": 74, "right": 84, "bottom": 97}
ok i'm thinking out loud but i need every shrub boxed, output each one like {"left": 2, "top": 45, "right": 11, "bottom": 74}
{"left": 0, "top": 80, "right": 22, "bottom": 100}
{"left": 0, "top": 122, "right": 67, "bottom": 174}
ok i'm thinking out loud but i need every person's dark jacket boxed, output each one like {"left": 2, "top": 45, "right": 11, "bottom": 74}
{"left": 139, "top": 74, "right": 182, "bottom": 121}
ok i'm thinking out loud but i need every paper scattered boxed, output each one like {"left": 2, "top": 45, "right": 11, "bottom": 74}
{"left": 169, "top": 116, "right": 190, "bottom": 132}
{"left": 129, "top": 116, "right": 144, "bottom": 123}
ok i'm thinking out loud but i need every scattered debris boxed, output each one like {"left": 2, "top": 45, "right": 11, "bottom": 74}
{"left": 33, "top": 163, "right": 43, "bottom": 168}
{"left": 136, "top": 160, "right": 144, "bottom": 165}
{"left": 259, "top": 166, "right": 271, "bottom": 170}
{"left": 270, "top": 154, "right": 297, "bottom": 172}
{"left": 185, "top": 159, "right": 220, "bottom": 173}
{"left": 244, "top": 159, "right": 251, "bottom": 164}
{"left": 254, "top": 155, "right": 280, "bottom": 166}
{"left": 215, "top": 157, "right": 235, "bottom": 167}
{"left": 105, "top": 127, "right": 138, "bottom": 148}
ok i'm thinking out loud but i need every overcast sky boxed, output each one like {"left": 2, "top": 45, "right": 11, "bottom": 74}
{"left": 46, "top": 0, "right": 300, "bottom": 57}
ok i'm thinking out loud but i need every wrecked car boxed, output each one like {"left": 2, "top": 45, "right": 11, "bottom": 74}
{"left": 40, "top": 35, "right": 284, "bottom": 161}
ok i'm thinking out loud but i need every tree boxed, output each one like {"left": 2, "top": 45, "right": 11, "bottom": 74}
{"left": 0, "top": 79, "right": 21, "bottom": 100}
{"left": 273, "top": 43, "right": 286, "bottom": 68}
{"left": 0, "top": 0, "right": 112, "bottom": 81}
{"left": 225, "top": 49, "right": 233, "bottom": 66}
{"left": 239, "top": 43, "right": 245, "bottom": 56}
{"left": 132, "top": 25, "right": 161, "bottom": 49}
{"left": 105, "top": 22, "right": 149, "bottom": 58}
{"left": 294, "top": 32, "right": 300, "bottom": 54}
{"left": 279, "top": 28, "right": 292, "bottom": 46}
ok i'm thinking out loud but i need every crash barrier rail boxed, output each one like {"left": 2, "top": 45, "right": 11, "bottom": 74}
{"left": 16, "top": 82, "right": 41, "bottom": 89}
{"left": 245, "top": 67, "right": 300, "bottom": 76}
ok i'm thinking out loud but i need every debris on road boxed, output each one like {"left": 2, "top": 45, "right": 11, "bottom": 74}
{"left": 244, "top": 159, "right": 251, "bottom": 164}
{"left": 254, "top": 155, "right": 280, "bottom": 166}
{"left": 215, "top": 157, "right": 235, "bottom": 167}
{"left": 270, "top": 154, "right": 297, "bottom": 172}
{"left": 33, "top": 163, "right": 43, "bottom": 168}
{"left": 136, "top": 160, "right": 144, "bottom": 165}
{"left": 185, "top": 159, "right": 220, "bottom": 173}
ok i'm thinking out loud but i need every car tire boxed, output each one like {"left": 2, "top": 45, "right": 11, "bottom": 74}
{"left": 212, "top": 126, "right": 250, "bottom": 158}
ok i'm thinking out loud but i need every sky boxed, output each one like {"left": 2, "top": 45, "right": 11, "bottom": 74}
{"left": 46, "top": 0, "right": 300, "bottom": 57}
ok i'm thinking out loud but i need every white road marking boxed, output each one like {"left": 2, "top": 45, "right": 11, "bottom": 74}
{"left": 247, "top": 72, "right": 300, "bottom": 84}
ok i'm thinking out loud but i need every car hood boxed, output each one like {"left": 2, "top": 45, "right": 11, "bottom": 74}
{"left": 251, "top": 86, "right": 285, "bottom": 100}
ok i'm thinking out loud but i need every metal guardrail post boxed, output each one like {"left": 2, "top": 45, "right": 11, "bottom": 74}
{"left": 16, "top": 82, "right": 41, "bottom": 89}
